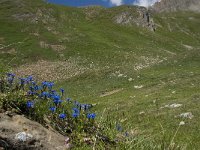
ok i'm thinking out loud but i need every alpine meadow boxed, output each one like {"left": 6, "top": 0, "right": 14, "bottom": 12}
{"left": 0, "top": 0, "right": 200, "bottom": 149}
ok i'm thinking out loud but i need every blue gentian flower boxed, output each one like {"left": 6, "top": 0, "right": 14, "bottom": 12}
{"left": 116, "top": 123, "right": 122, "bottom": 131}
{"left": 54, "top": 99, "right": 62, "bottom": 105}
{"left": 34, "top": 85, "right": 39, "bottom": 91}
{"left": 87, "top": 113, "right": 96, "bottom": 119}
{"left": 90, "top": 113, "right": 96, "bottom": 119}
{"left": 66, "top": 98, "right": 71, "bottom": 102}
{"left": 53, "top": 95, "right": 62, "bottom": 105}
{"left": 26, "top": 101, "right": 34, "bottom": 108}
{"left": 42, "top": 92, "right": 49, "bottom": 98}
{"left": 60, "top": 88, "right": 64, "bottom": 95}
{"left": 53, "top": 95, "right": 60, "bottom": 100}
{"left": 42, "top": 81, "right": 49, "bottom": 88}
{"left": 7, "top": 73, "right": 15, "bottom": 77}
{"left": 59, "top": 113, "right": 66, "bottom": 119}
{"left": 27, "top": 75, "right": 33, "bottom": 81}
{"left": 19, "top": 78, "right": 26, "bottom": 85}
{"left": 47, "top": 82, "right": 54, "bottom": 90}
{"left": 125, "top": 131, "right": 129, "bottom": 137}
{"left": 72, "top": 113, "right": 79, "bottom": 118}
{"left": 49, "top": 106, "right": 56, "bottom": 113}
{"left": 7, "top": 77, "right": 14, "bottom": 84}
{"left": 72, "top": 108, "right": 80, "bottom": 114}
{"left": 42, "top": 81, "right": 47, "bottom": 86}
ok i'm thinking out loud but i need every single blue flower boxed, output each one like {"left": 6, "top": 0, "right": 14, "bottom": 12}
{"left": 49, "top": 106, "right": 56, "bottom": 113}
{"left": 27, "top": 75, "right": 33, "bottom": 81}
{"left": 116, "top": 123, "right": 122, "bottom": 131}
{"left": 42, "top": 81, "right": 47, "bottom": 86}
{"left": 7, "top": 73, "right": 15, "bottom": 77}
{"left": 54, "top": 99, "right": 63, "bottom": 105}
{"left": 26, "top": 101, "right": 34, "bottom": 108}
{"left": 59, "top": 113, "right": 66, "bottom": 119}
{"left": 124, "top": 131, "right": 129, "bottom": 137}
{"left": 42, "top": 81, "right": 49, "bottom": 88}
{"left": 90, "top": 113, "right": 96, "bottom": 119}
{"left": 42, "top": 92, "right": 49, "bottom": 98}
{"left": 34, "top": 85, "right": 39, "bottom": 91}
{"left": 66, "top": 98, "right": 71, "bottom": 102}
{"left": 47, "top": 82, "right": 54, "bottom": 90}
{"left": 53, "top": 95, "right": 60, "bottom": 100}
{"left": 72, "top": 108, "right": 80, "bottom": 114}
{"left": 53, "top": 95, "right": 62, "bottom": 105}
{"left": 87, "top": 113, "right": 96, "bottom": 119}
{"left": 72, "top": 113, "right": 79, "bottom": 118}
{"left": 60, "top": 88, "right": 64, "bottom": 95}
{"left": 19, "top": 78, "right": 26, "bottom": 85}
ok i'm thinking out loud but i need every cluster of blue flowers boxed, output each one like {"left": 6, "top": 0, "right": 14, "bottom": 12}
{"left": 6, "top": 73, "right": 96, "bottom": 121}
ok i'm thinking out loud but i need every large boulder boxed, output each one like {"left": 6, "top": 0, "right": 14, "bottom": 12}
{"left": 0, "top": 111, "right": 69, "bottom": 150}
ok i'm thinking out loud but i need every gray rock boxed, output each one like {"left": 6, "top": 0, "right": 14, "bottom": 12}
{"left": 0, "top": 112, "right": 69, "bottom": 150}
{"left": 178, "top": 112, "right": 194, "bottom": 119}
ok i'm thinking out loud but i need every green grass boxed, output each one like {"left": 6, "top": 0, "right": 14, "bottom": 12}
{"left": 0, "top": 0, "right": 200, "bottom": 149}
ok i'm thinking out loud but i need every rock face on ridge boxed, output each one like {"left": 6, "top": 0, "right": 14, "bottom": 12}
{"left": 152, "top": 0, "right": 200, "bottom": 12}
{"left": 0, "top": 111, "right": 68, "bottom": 150}
{"left": 113, "top": 6, "right": 156, "bottom": 31}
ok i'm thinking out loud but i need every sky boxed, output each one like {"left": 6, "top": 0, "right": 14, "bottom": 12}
{"left": 47, "top": 0, "right": 161, "bottom": 8}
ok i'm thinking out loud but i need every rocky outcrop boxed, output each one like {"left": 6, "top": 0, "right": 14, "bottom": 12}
{"left": 114, "top": 6, "right": 156, "bottom": 31}
{"left": 0, "top": 111, "right": 69, "bottom": 150}
{"left": 152, "top": 0, "right": 200, "bottom": 12}
{"left": 12, "top": 8, "right": 56, "bottom": 24}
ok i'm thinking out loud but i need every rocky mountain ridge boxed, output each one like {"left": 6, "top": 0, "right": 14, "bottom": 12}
{"left": 152, "top": 0, "right": 200, "bottom": 12}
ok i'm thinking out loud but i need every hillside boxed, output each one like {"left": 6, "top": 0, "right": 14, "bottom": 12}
{"left": 0, "top": 0, "right": 200, "bottom": 149}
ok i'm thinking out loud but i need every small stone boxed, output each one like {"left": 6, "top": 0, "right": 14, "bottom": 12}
{"left": 118, "top": 74, "right": 123, "bottom": 77}
{"left": 139, "top": 111, "right": 145, "bottom": 115}
{"left": 128, "top": 78, "right": 133, "bottom": 82}
{"left": 178, "top": 112, "right": 194, "bottom": 119}
{"left": 15, "top": 132, "right": 33, "bottom": 142}
{"left": 179, "top": 121, "right": 185, "bottom": 126}
{"left": 165, "top": 103, "right": 182, "bottom": 108}
{"left": 134, "top": 85, "right": 143, "bottom": 89}
{"left": 123, "top": 75, "right": 127, "bottom": 78}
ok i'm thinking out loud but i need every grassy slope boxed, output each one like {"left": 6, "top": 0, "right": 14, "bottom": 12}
{"left": 0, "top": 0, "right": 200, "bottom": 149}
